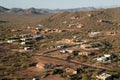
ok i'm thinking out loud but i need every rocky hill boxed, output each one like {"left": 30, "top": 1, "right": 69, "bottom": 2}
{"left": 0, "top": 6, "right": 96, "bottom": 15}
{"left": 0, "top": 6, "right": 9, "bottom": 12}
{"left": 0, "top": 6, "right": 48, "bottom": 15}
{"left": 42, "top": 7, "right": 96, "bottom": 13}
{"left": 38, "top": 7, "right": 120, "bottom": 30}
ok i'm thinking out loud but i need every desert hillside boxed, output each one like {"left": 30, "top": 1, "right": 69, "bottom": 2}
{"left": 0, "top": 7, "right": 120, "bottom": 80}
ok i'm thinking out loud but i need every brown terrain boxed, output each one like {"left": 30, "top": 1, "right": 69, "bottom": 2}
{"left": 0, "top": 7, "right": 120, "bottom": 80}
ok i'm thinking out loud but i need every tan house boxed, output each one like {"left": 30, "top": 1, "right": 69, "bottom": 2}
{"left": 36, "top": 63, "right": 46, "bottom": 69}
{"left": 65, "top": 68, "right": 77, "bottom": 75}
{"left": 80, "top": 44, "right": 92, "bottom": 49}
{"left": 78, "top": 51, "right": 92, "bottom": 56}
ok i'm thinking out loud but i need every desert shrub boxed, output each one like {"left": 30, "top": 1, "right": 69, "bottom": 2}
{"left": 40, "top": 44, "right": 48, "bottom": 48}
{"left": 52, "top": 68, "right": 63, "bottom": 75}
{"left": 66, "top": 75, "right": 72, "bottom": 80}
{"left": 21, "top": 63, "right": 30, "bottom": 68}
{"left": 0, "top": 36, "right": 6, "bottom": 40}
{"left": 82, "top": 75, "right": 89, "bottom": 80}
{"left": 3, "top": 71, "right": 9, "bottom": 75}
{"left": 12, "top": 63, "right": 21, "bottom": 67}
{"left": 101, "top": 41, "right": 112, "bottom": 54}
{"left": 41, "top": 72, "right": 49, "bottom": 78}
{"left": 71, "top": 51, "right": 78, "bottom": 57}
{"left": 71, "top": 75, "right": 82, "bottom": 80}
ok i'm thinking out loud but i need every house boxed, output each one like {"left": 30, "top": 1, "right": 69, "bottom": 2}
{"left": 57, "top": 44, "right": 67, "bottom": 49}
{"left": 45, "top": 29, "right": 52, "bottom": 32}
{"left": 96, "top": 57, "right": 108, "bottom": 63}
{"left": 20, "top": 41, "right": 33, "bottom": 45}
{"left": 34, "top": 35, "right": 42, "bottom": 40}
{"left": 20, "top": 37, "right": 33, "bottom": 41}
{"left": 87, "top": 14, "right": 93, "bottom": 17}
{"left": 0, "top": 41, "right": 4, "bottom": 44}
{"left": 104, "top": 54, "right": 113, "bottom": 58}
{"left": 66, "top": 49, "right": 78, "bottom": 54}
{"left": 21, "top": 42, "right": 26, "bottom": 45}
{"left": 60, "top": 50, "right": 68, "bottom": 54}
{"left": 7, "top": 40, "right": 17, "bottom": 43}
{"left": 38, "top": 24, "right": 43, "bottom": 27}
{"left": 97, "top": 19, "right": 103, "bottom": 23}
{"left": 66, "top": 50, "right": 74, "bottom": 53}
{"left": 36, "top": 63, "right": 51, "bottom": 69}
{"left": 24, "top": 46, "right": 32, "bottom": 50}
{"left": 96, "top": 73, "right": 112, "bottom": 80}
{"left": 107, "top": 32, "right": 117, "bottom": 36}
{"left": 36, "top": 63, "right": 46, "bottom": 69}
{"left": 68, "top": 23, "right": 76, "bottom": 27}
{"left": 65, "top": 68, "right": 77, "bottom": 75}
{"left": 68, "top": 23, "right": 82, "bottom": 28}
{"left": 96, "top": 54, "right": 112, "bottom": 63}
{"left": 27, "top": 26, "right": 32, "bottom": 30}
{"left": 35, "top": 27, "right": 42, "bottom": 31}
{"left": 88, "top": 32, "right": 101, "bottom": 38}
{"left": 77, "top": 24, "right": 84, "bottom": 28}
{"left": 70, "top": 16, "right": 80, "bottom": 20}
{"left": 78, "top": 51, "right": 92, "bottom": 56}
{"left": 80, "top": 44, "right": 92, "bottom": 49}
{"left": 31, "top": 29, "right": 39, "bottom": 35}
{"left": 11, "top": 29, "right": 17, "bottom": 32}
{"left": 32, "top": 77, "right": 39, "bottom": 80}
{"left": 70, "top": 16, "right": 76, "bottom": 20}
{"left": 20, "top": 34, "right": 29, "bottom": 38}
{"left": 59, "top": 29, "right": 67, "bottom": 32}
{"left": 20, "top": 38, "right": 26, "bottom": 41}
{"left": 11, "top": 29, "right": 22, "bottom": 32}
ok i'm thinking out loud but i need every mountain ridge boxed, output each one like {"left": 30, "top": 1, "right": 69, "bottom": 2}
{"left": 0, "top": 6, "right": 96, "bottom": 14}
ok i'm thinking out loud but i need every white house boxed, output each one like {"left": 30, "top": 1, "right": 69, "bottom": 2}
{"left": 20, "top": 41, "right": 32, "bottom": 45}
{"left": 24, "top": 46, "right": 32, "bottom": 50}
{"left": 96, "top": 54, "right": 112, "bottom": 63}
{"left": 66, "top": 49, "right": 75, "bottom": 53}
{"left": 7, "top": 40, "right": 17, "bottom": 43}
{"left": 88, "top": 32, "right": 101, "bottom": 38}
{"left": 96, "top": 73, "right": 112, "bottom": 80}
{"left": 32, "top": 77, "right": 39, "bottom": 80}
{"left": 104, "top": 54, "right": 112, "bottom": 58}
{"left": 96, "top": 57, "right": 108, "bottom": 63}
{"left": 20, "top": 37, "right": 33, "bottom": 41}
{"left": 20, "top": 42, "right": 26, "bottom": 45}
{"left": 60, "top": 50, "right": 68, "bottom": 54}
